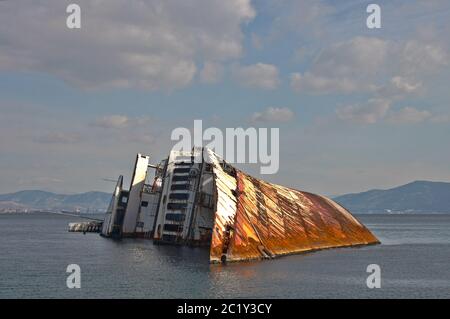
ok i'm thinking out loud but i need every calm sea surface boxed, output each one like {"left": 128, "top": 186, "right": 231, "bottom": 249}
{"left": 0, "top": 213, "right": 449, "bottom": 298}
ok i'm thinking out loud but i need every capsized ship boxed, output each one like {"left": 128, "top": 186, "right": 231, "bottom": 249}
{"left": 97, "top": 147, "right": 379, "bottom": 263}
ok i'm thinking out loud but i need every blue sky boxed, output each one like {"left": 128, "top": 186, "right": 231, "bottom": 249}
{"left": 0, "top": 0, "right": 449, "bottom": 196}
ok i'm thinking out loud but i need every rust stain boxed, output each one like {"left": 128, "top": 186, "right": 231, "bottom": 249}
{"left": 208, "top": 150, "right": 239, "bottom": 263}
{"left": 209, "top": 152, "right": 380, "bottom": 263}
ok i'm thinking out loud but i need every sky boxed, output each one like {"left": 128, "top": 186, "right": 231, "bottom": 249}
{"left": 0, "top": 0, "right": 449, "bottom": 196}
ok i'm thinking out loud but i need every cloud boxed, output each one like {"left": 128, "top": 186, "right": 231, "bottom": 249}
{"left": 91, "top": 115, "right": 130, "bottom": 129}
{"left": 267, "top": 0, "right": 335, "bottom": 42}
{"left": 233, "top": 63, "right": 280, "bottom": 89}
{"left": 291, "top": 72, "right": 358, "bottom": 94}
{"left": 291, "top": 35, "right": 449, "bottom": 95}
{"left": 390, "top": 76, "right": 422, "bottom": 94}
{"left": 251, "top": 107, "right": 295, "bottom": 123}
{"left": 374, "top": 76, "right": 423, "bottom": 101}
{"left": 337, "top": 102, "right": 440, "bottom": 126}
{"left": 336, "top": 99, "right": 391, "bottom": 124}
{"left": 294, "top": 31, "right": 449, "bottom": 128}
{"left": 199, "top": 62, "right": 224, "bottom": 84}
{"left": 90, "top": 115, "right": 154, "bottom": 130}
{"left": 335, "top": 95, "right": 449, "bottom": 126}
{"left": 386, "top": 107, "right": 432, "bottom": 124}
{"left": 0, "top": 0, "right": 255, "bottom": 90}
{"left": 34, "top": 132, "right": 82, "bottom": 144}
{"left": 291, "top": 37, "right": 388, "bottom": 94}
{"left": 398, "top": 40, "right": 449, "bottom": 76}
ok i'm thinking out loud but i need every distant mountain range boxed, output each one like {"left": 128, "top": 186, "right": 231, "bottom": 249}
{"left": 334, "top": 181, "right": 450, "bottom": 213}
{"left": 1, "top": 180, "right": 449, "bottom": 214}
{"left": 0, "top": 190, "right": 110, "bottom": 213}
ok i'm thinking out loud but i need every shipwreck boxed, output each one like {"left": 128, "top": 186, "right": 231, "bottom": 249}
{"left": 79, "top": 147, "right": 379, "bottom": 263}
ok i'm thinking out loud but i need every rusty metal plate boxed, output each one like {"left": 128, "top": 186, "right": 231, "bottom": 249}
{"left": 209, "top": 152, "right": 380, "bottom": 263}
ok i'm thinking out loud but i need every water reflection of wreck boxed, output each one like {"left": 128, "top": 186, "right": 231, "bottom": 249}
{"left": 95, "top": 147, "right": 379, "bottom": 263}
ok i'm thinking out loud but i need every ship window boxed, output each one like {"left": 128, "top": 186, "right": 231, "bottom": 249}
{"left": 171, "top": 183, "right": 190, "bottom": 191}
{"left": 164, "top": 224, "right": 183, "bottom": 232}
{"left": 165, "top": 213, "right": 185, "bottom": 222}
{"left": 167, "top": 202, "right": 187, "bottom": 210}
{"left": 162, "top": 234, "right": 177, "bottom": 242}
{"left": 172, "top": 175, "right": 189, "bottom": 182}
{"left": 173, "top": 167, "right": 191, "bottom": 174}
{"left": 136, "top": 221, "right": 144, "bottom": 228}
{"left": 141, "top": 201, "right": 148, "bottom": 207}
{"left": 169, "top": 193, "right": 189, "bottom": 200}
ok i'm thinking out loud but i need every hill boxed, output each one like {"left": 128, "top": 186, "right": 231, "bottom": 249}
{"left": 0, "top": 190, "right": 110, "bottom": 213}
{"left": 334, "top": 181, "right": 450, "bottom": 213}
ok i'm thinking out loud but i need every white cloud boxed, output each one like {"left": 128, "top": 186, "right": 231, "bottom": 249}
{"left": 398, "top": 40, "right": 449, "bottom": 76}
{"left": 336, "top": 99, "right": 391, "bottom": 124}
{"left": 233, "top": 63, "right": 280, "bottom": 89}
{"left": 199, "top": 62, "right": 224, "bottom": 84}
{"left": 313, "top": 37, "right": 388, "bottom": 77}
{"left": 291, "top": 37, "right": 388, "bottom": 94}
{"left": 34, "top": 132, "right": 82, "bottom": 144}
{"left": 91, "top": 115, "right": 130, "bottom": 129}
{"left": 337, "top": 102, "right": 437, "bottom": 126}
{"left": 390, "top": 76, "right": 422, "bottom": 94}
{"left": 291, "top": 72, "right": 358, "bottom": 94}
{"left": 90, "top": 115, "right": 154, "bottom": 130}
{"left": 386, "top": 107, "right": 432, "bottom": 124}
{"left": 251, "top": 107, "right": 294, "bottom": 123}
{"left": 0, "top": 0, "right": 255, "bottom": 90}
{"left": 375, "top": 76, "right": 423, "bottom": 100}
{"left": 291, "top": 35, "right": 449, "bottom": 96}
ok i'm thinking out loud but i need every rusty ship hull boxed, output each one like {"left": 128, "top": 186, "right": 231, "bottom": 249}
{"left": 208, "top": 150, "right": 379, "bottom": 263}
